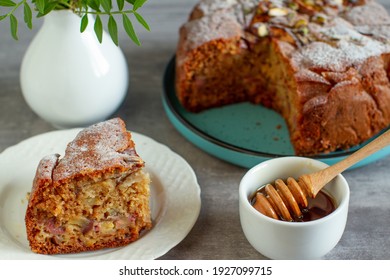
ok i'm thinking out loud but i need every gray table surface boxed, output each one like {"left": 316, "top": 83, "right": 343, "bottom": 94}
{"left": 1, "top": 0, "right": 389, "bottom": 260}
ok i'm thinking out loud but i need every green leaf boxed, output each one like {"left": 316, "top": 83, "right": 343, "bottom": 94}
{"left": 23, "top": 2, "right": 33, "bottom": 29}
{"left": 125, "top": 0, "right": 135, "bottom": 4}
{"left": 87, "top": 0, "right": 100, "bottom": 11}
{"left": 0, "top": 15, "right": 7, "bottom": 21}
{"left": 122, "top": 14, "right": 140, "bottom": 46}
{"left": 94, "top": 14, "right": 103, "bottom": 43}
{"left": 35, "top": 0, "right": 45, "bottom": 14}
{"left": 80, "top": 14, "right": 88, "bottom": 33}
{"left": 42, "top": 2, "right": 57, "bottom": 15}
{"left": 108, "top": 15, "right": 118, "bottom": 46}
{"left": 35, "top": 1, "right": 57, "bottom": 17}
{"left": 116, "top": 0, "right": 124, "bottom": 11}
{"left": 133, "top": 0, "right": 147, "bottom": 11}
{"left": 0, "top": 0, "right": 16, "bottom": 7}
{"left": 100, "top": 0, "right": 112, "bottom": 13}
{"left": 9, "top": 14, "right": 18, "bottom": 40}
{"left": 134, "top": 12, "right": 149, "bottom": 31}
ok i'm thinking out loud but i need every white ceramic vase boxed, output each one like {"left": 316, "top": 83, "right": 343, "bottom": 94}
{"left": 20, "top": 10, "right": 129, "bottom": 128}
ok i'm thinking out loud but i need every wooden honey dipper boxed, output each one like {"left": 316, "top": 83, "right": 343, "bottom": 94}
{"left": 253, "top": 129, "right": 390, "bottom": 221}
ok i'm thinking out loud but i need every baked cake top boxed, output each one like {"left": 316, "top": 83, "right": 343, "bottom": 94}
{"left": 179, "top": 0, "right": 255, "bottom": 53}
{"left": 33, "top": 118, "right": 144, "bottom": 187}
{"left": 54, "top": 118, "right": 144, "bottom": 182}
{"left": 248, "top": 0, "right": 390, "bottom": 72}
{"left": 180, "top": 0, "right": 390, "bottom": 72}
{"left": 178, "top": 10, "right": 244, "bottom": 54}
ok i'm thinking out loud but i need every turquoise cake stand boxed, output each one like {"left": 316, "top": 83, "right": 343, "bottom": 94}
{"left": 162, "top": 57, "right": 390, "bottom": 169}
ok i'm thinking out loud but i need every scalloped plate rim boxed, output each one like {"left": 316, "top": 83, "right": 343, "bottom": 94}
{"left": 0, "top": 129, "right": 201, "bottom": 260}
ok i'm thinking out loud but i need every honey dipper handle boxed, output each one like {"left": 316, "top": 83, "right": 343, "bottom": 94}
{"left": 300, "top": 129, "right": 390, "bottom": 197}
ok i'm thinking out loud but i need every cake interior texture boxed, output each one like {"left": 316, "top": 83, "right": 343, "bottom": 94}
{"left": 175, "top": 0, "right": 390, "bottom": 155}
{"left": 25, "top": 118, "right": 152, "bottom": 254}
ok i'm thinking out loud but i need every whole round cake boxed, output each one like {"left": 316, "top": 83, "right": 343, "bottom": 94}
{"left": 175, "top": 0, "right": 390, "bottom": 155}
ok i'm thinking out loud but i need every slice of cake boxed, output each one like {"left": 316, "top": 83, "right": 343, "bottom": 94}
{"left": 25, "top": 118, "right": 152, "bottom": 254}
{"left": 176, "top": 0, "right": 390, "bottom": 155}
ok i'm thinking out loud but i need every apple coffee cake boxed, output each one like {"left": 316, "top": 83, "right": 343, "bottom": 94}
{"left": 25, "top": 118, "right": 152, "bottom": 254}
{"left": 176, "top": 0, "right": 390, "bottom": 155}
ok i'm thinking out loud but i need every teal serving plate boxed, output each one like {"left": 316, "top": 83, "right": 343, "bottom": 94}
{"left": 162, "top": 57, "right": 390, "bottom": 169}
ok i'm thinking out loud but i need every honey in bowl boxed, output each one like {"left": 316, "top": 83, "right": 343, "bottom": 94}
{"left": 250, "top": 185, "right": 336, "bottom": 222}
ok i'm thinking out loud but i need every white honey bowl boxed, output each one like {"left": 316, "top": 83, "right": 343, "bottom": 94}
{"left": 239, "top": 157, "right": 350, "bottom": 259}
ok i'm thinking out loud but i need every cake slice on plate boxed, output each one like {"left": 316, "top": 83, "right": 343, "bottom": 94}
{"left": 25, "top": 118, "right": 152, "bottom": 254}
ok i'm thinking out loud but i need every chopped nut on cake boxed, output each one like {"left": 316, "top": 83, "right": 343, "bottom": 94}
{"left": 176, "top": 0, "right": 390, "bottom": 155}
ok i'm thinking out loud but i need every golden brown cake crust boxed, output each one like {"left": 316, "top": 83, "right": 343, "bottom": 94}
{"left": 53, "top": 118, "right": 144, "bottom": 183}
{"left": 176, "top": 0, "right": 390, "bottom": 155}
{"left": 25, "top": 118, "right": 152, "bottom": 255}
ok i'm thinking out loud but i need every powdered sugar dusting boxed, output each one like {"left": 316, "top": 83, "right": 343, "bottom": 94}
{"left": 343, "top": 1, "right": 390, "bottom": 25}
{"left": 182, "top": 11, "right": 244, "bottom": 51}
{"left": 293, "top": 18, "right": 390, "bottom": 72}
{"left": 197, "top": 0, "right": 259, "bottom": 14}
{"left": 197, "top": 0, "right": 238, "bottom": 14}
{"left": 183, "top": 0, "right": 260, "bottom": 51}
{"left": 30, "top": 154, "right": 60, "bottom": 199}
{"left": 52, "top": 118, "right": 144, "bottom": 182}
{"left": 34, "top": 154, "right": 60, "bottom": 185}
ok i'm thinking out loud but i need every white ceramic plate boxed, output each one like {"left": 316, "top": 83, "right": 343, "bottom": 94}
{"left": 0, "top": 129, "right": 201, "bottom": 259}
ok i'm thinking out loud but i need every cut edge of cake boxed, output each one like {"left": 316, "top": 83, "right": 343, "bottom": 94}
{"left": 175, "top": 0, "right": 390, "bottom": 156}
{"left": 25, "top": 118, "right": 152, "bottom": 255}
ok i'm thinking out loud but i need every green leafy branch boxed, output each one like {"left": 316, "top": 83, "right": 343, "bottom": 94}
{"left": 0, "top": 0, "right": 150, "bottom": 46}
